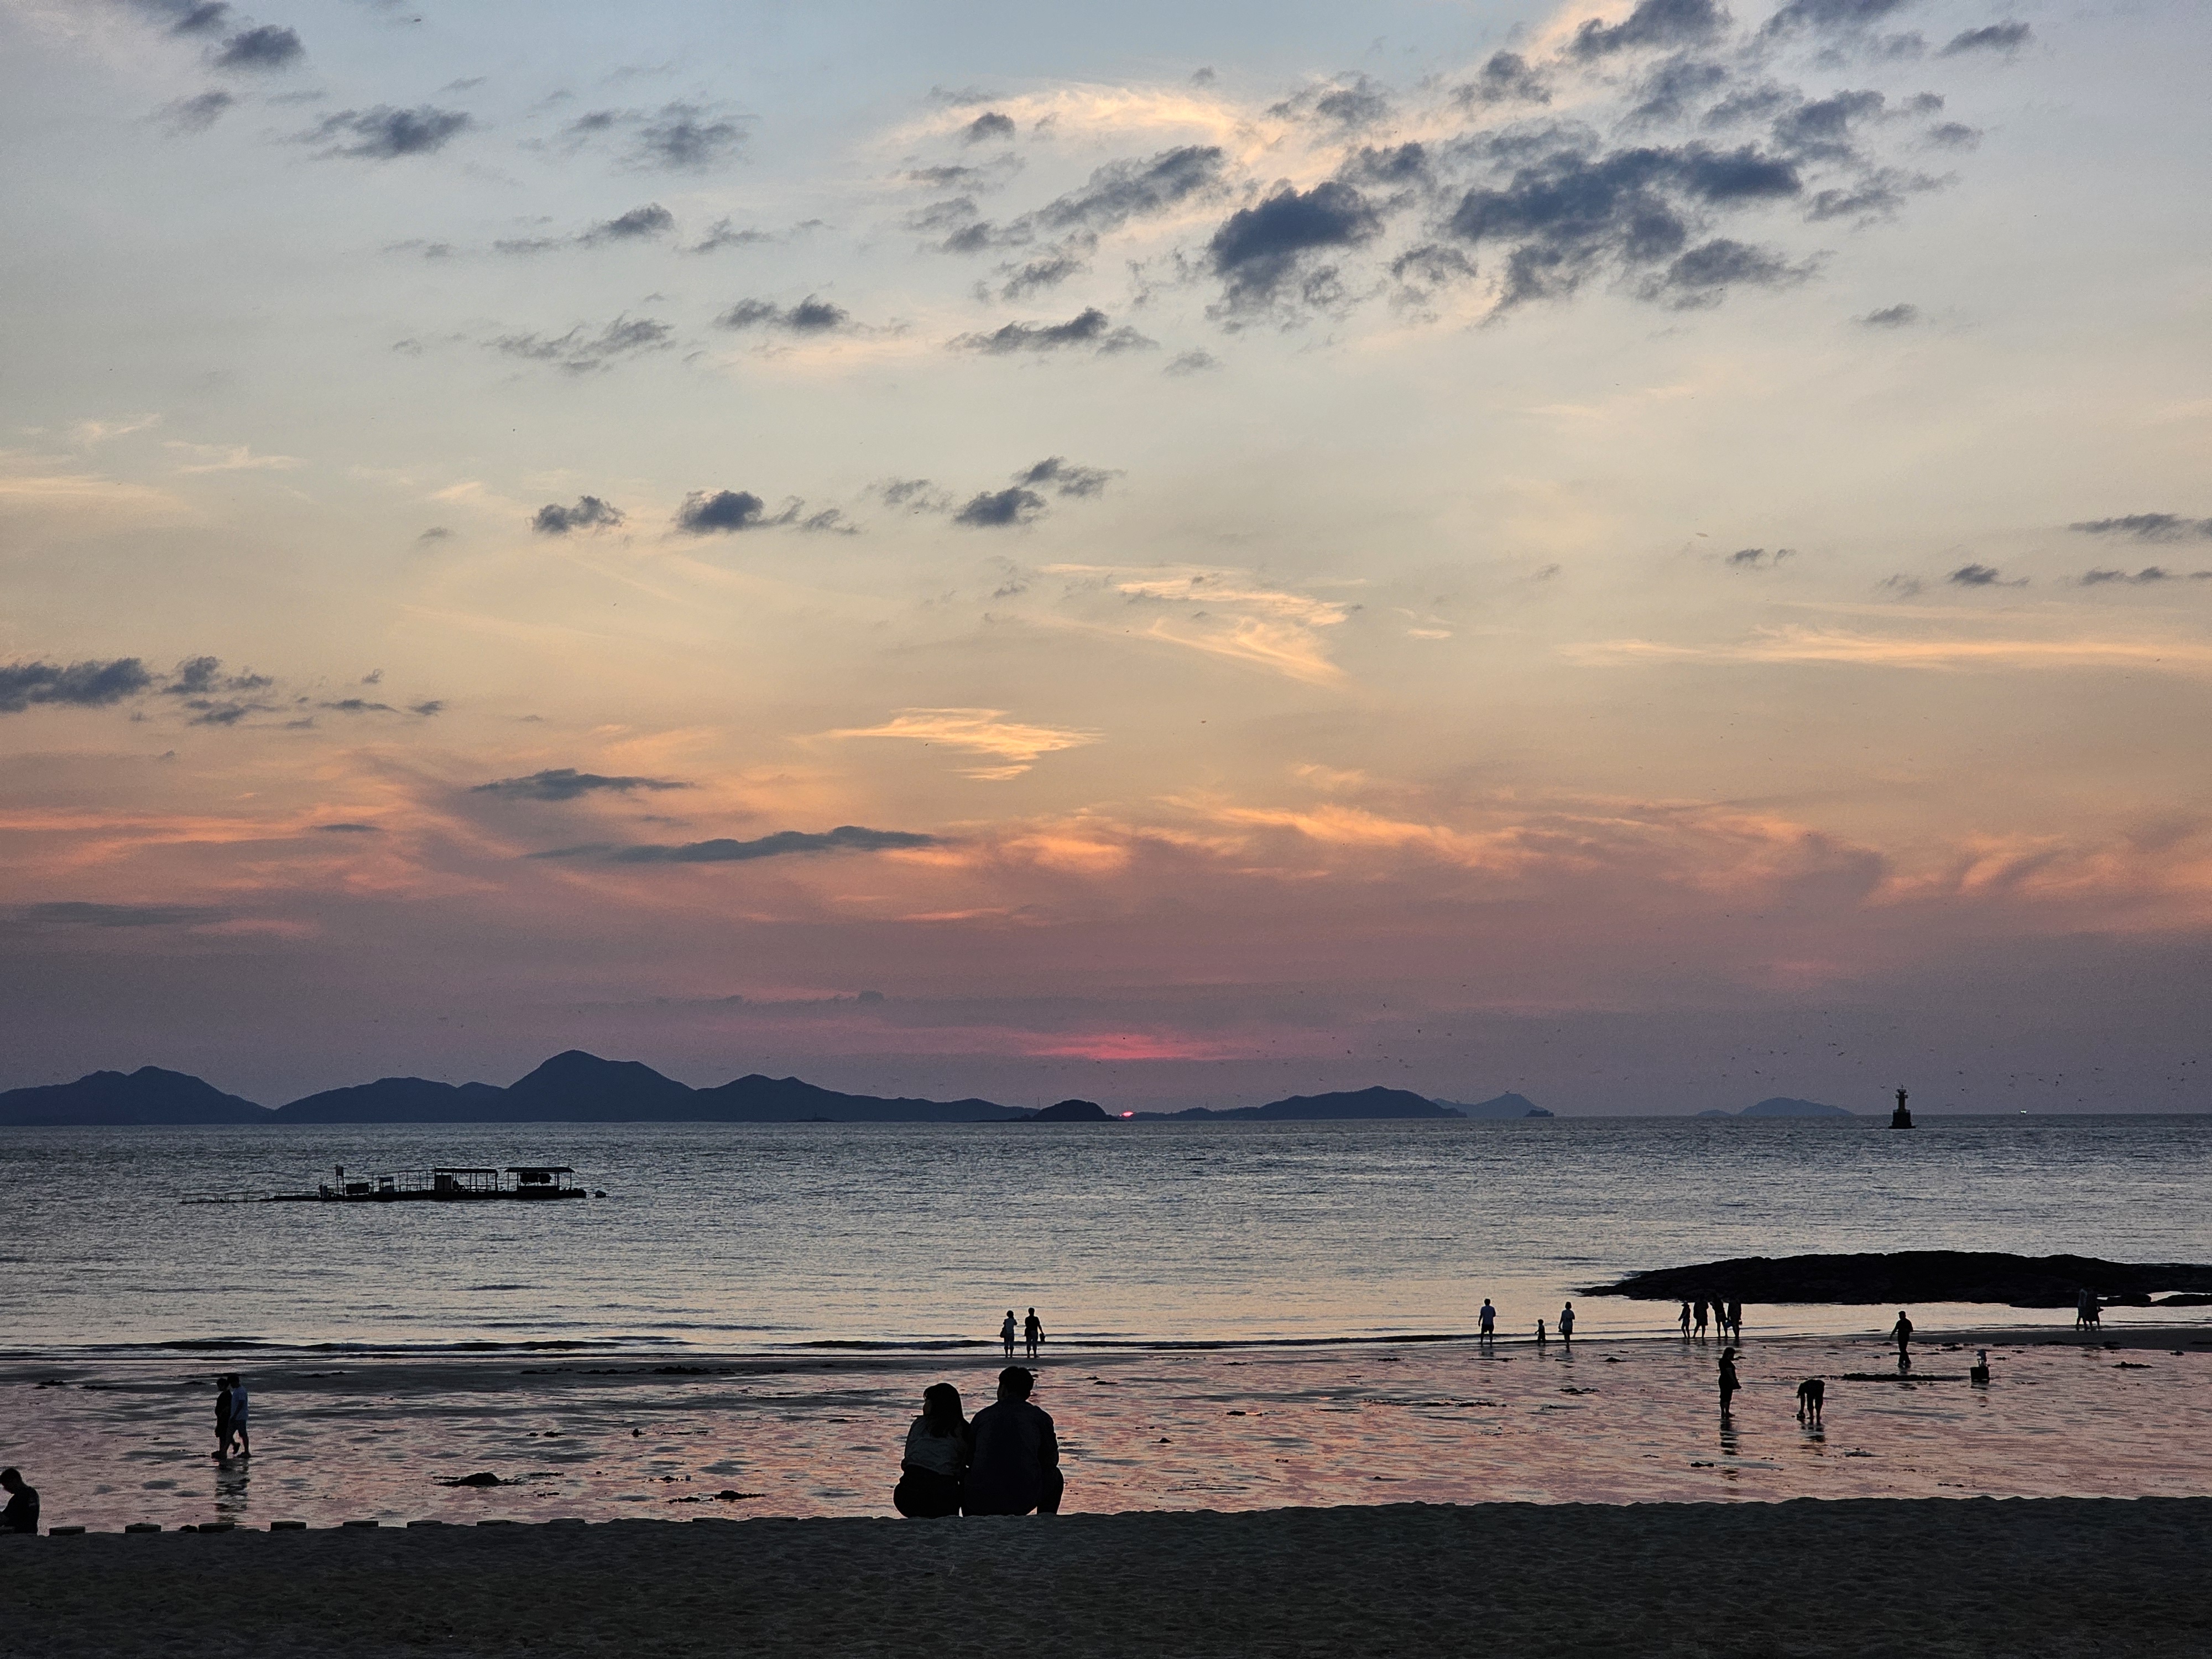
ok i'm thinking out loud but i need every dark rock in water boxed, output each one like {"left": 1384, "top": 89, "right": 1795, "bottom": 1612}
{"left": 1030, "top": 1099, "right": 1109, "bottom": 1121}
{"left": 438, "top": 1472, "right": 502, "bottom": 1488}
{"left": 0, "top": 1067, "right": 269, "bottom": 1126}
{"left": 1739, "top": 1097, "right": 1855, "bottom": 1118}
{"left": 1581, "top": 1251, "right": 2212, "bottom": 1308}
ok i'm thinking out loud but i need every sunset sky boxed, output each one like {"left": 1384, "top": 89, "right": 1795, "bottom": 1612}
{"left": 3, "top": 0, "right": 2207, "bottom": 1112}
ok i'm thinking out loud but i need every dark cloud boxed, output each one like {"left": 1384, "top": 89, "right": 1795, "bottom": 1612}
{"left": 4, "top": 901, "right": 228, "bottom": 930}
{"left": 306, "top": 105, "right": 473, "bottom": 160}
{"left": 716, "top": 296, "right": 851, "bottom": 332}
{"left": 953, "top": 488, "right": 1047, "bottom": 528}
{"left": 1447, "top": 141, "right": 1799, "bottom": 307}
{"left": 532, "top": 496, "right": 625, "bottom": 534}
{"left": 1806, "top": 169, "right": 1933, "bottom": 222}
{"left": 1459, "top": 51, "right": 1551, "bottom": 107}
{"left": 876, "top": 478, "right": 952, "bottom": 513}
{"left": 953, "top": 307, "right": 1153, "bottom": 354}
{"left": 688, "top": 219, "right": 775, "bottom": 253}
{"left": 1725, "top": 546, "right": 1796, "bottom": 566}
{"left": 1029, "top": 146, "right": 1227, "bottom": 237}
{"left": 676, "top": 489, "right": 767, "bottom": 533}
{"left": 1165, "top": 348, "right": 1222, "bottom": 375}
{"left": 418, "top": 526, "right": 451, "bottom": 542}
{"left": 1859, "top": 302, "right": 1919, "bottom": 326}
{"left": 489, "top": 316, "right": 673, "bottom": 373}
{"left": 999, "top": 250, "right": 1091, "bottom": 299}
{"left": 213, "top": 23, "right": 302, "bottom": 69}
{"left": 319, "top": 698, "right": 396, "bottom": 713}
{"left": 582, "top": 203, "right": 675, "bottom": 243}
{"left": 2078, "top": 567, "right": 2208, "bottom": 586}
{"left": 1940, "top": 22, "right": 2031, "bottom": 56}
{"left": 1342, "top": 142, "right": 1430, "bottom": 188}
{"left": 536, "top": 825, "right": 938, "bottom": 864}
{"left": 2070, "top": 514, "right": 2212, "bottom": 542}
{"left": 123, "top": 0, "right": 231, "bottom": 34}
{"left": 1760, "top": 0, "right": 1911, "bottom": 35}
{"left": 964, "top": 111, "right": 1016, "bottom": 143}
{"left": 633, "top": 102, "right": 745, "bottom": 169}
{"left": 0, "top": 658, "right": 154, "bottom": 714}
{"left": 410, "top": 700, "right": 445, "bottom": 717}
{"left": 164, "top": 656, "right": 271, "bottom": 697}
{"left": 314, "top": 822, "right": 382, "bottom": 833}
{"left": 1014, "top": 457, "right": 1115, "bottom": 498}
{"left": 1208, "top": 181, "right": 1381, "bottom": 305}
{"left": 474, "top": 768, "right": 690, "bottom": 802}
{"left": 1272, "top": 74, "right": 1391, "bottom": 131}
{"left": 1629, "top": 56, "right": 1730, "bottom": 124}
{"left": 1948, "top": 563, "right": 2023, "bottom": 587}
{"left": 1648, "top": 238, "right": 1808, "bottom": 304}
{"left": 909, "top": 164, "right": 987, "bottom": 187}
{"left": 1771, "top": 90, "right": 1886, "bottom": 159}
{"left": 158, "top": 89, "right": 234, "bottom": 133}
{"left": 1926, "top": 121, "right": 1980, "bottom": 149}
{"left": 1569, "top": 0, "right": 1730, "bottom": 61}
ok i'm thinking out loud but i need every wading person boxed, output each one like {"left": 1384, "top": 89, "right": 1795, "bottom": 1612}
{"left": 1678, "top": 1301, "right": 1692, "bottom": 1339}
{"left": 1479, "top": 1298, "right": 1496, "bottom": 1340}
{"left": 1000, "top": 1311, "right": 1018, "bottom": 1360}
{"left": 963, "top": 1368, "right": 1061, "bottom": 1517}
{"left": 1888, "top": 1310, "right": 1914, "bottom": 1370}
{"left": 1024, "top": 1308, "right": 1044, "bottom": 1360}
{"left": 226, "top": 1374, "right": 251, "bottom": 1458}
{"left": 1558, "top": 1302, "right": 1575, "bottom": 1344}
{"left": 213, "top": 1376, "right": 234, "bottom": 1461}
{"left": 893, "top": 1384, "right": 970, "bottom": 1519}
{"left": 1718, "top": 1348, "right": 1740, "bottom": 1419}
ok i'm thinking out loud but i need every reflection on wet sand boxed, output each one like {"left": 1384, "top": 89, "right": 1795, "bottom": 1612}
{"left": 8, "top": 1327, "right": 2209, "bottom": 1531}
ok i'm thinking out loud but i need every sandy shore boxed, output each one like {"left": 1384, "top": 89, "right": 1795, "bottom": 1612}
{"left": 6, "top": 1498, "right": 2209, "bottom": 1657}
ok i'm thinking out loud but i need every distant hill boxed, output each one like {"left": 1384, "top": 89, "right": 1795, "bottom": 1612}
{"left": 1738, "top": 1097, "right": 1855, "bottom": 1119}
{"left": 1028, "top": 1099, "right": 1110, "bottom": 1122}
{"left": 1129, "top": 1086, "right": 1465, "bottom": 1122}
{"left": 695, "top": 1073, "right": 1026, "bottom": 1123}
{"left": 1433, "top": 1092, "right": 1553, "bottom": 1120}
{"left": 276, "top": 1077, "right": 509, "bottom": 1123}
{"left": 0, "top": 1066, "right": 270, "bottom": 1126}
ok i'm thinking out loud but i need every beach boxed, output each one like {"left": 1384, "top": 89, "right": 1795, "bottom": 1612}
{"left": 8, "top": 1497, "right": 2210, "bottom": 1657}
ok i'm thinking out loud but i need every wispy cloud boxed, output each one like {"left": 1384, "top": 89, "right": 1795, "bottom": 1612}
{"left": 1051, "top": 565, "right": 1354, "bottom": 685}
{"left": 1561, "top": 627, "right": 2212, "bottom": 676}
{"left": 827, "top": 708, "right": 1099, "bottom": 780}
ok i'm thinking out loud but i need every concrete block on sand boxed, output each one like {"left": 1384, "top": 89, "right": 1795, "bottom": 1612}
{"left": 4, "top": 1497, "right": 2210, "bottom": 1657}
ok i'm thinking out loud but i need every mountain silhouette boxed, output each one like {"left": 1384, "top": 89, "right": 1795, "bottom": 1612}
{"left": 1738, "top": 1097, "right": 1855, "bottom": 1118}
{"left": 1128, "top": 1086, "right": 1473, "bottom": 1121}
{"left": 1434, "top": 1092, "right": 1552, "bottom": 1119}
{"left": 275, "top": 1077, "right": 509, "bottom": 1123}
{"left": 0, "top": 1066, "right": 270, "bottom": 1126}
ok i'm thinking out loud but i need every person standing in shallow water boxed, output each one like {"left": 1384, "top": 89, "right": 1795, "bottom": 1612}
{"left": 213, "top": 1376, "right": 233, "bottom": 1460}
{"left": 1479, "top": 1298, "right": 1496, "bottom": 1340}
{"left": 1558, "top": 1302, "right": 1575, "bottom": 1343}
{"left": 1023, "top": 1308, "right": 1044, "bottom": 1360}
{"left": 1678, "top": 1301, "right": 1692, "bottom": 1339}
{"left": 1888, "top": 1310, "right": 1914, "bottom": 1369}
{"left": 226, "top": 1373, "right": 250, "bottom": 1457}
{"left": 1693, "top": 1299, "right": 1709, "bottom": 1338}
{"left": 1000, "top": 1311, "right": 1017, "bottom": 1360}
{"left": 1718, "top": 1347, "right": 1740, "bottom": 1418}
{"left": 964, "top": 1367, "right": 1061, "bottom": 1517}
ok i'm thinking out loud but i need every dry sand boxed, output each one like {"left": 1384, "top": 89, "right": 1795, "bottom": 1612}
{"left": 5, "top": 1498, "right": 2209, "bottom": 1657}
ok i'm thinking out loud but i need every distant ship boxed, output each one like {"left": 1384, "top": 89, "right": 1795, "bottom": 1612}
{"left": 1890, "top": 1089, "right": 1915, "bottom": 1130}
{"left": 186, "top": 1165, "right": 599, "bottom": 1204}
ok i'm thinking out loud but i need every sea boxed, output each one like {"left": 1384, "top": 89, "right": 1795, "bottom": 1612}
{"left": 7, "top": 1114, "right": 2211, "bottom": 1527}
{"left": 3, "top": 1113, "right": 2206, "bottom": 1357}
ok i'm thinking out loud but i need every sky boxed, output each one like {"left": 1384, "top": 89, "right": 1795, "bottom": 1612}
{"left": 2, "top": 0, "right": 2208, "bottom": 1113}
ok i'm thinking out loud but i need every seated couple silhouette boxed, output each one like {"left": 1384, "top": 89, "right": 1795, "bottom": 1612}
{"left": 893, "top": 1367, "right": 1063, "bottom": 1519}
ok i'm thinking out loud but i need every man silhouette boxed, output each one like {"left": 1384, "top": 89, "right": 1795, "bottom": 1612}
{"left": 0, "top": 1468, "right": 38, "bottom": 1533}
{"left": 963, "top": 1368, "right": 1061, "bottom": 1516}
{"left": 1479, "top": 1298, "right": 1496, "bottom": 1340}
{"left": 1023, "top": 1308, "right": 1044, "bottom": 1359}
{"left": 1000, "top": 1311, "right": 1017, "bottom": 1360}
{"left": 1558, "top": 1302, "right": 1575, "bottom": 1343}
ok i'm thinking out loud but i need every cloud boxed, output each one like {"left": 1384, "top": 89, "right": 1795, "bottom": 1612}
{"left": 582, "top": 203, "right": 676, "bottom": 243}
{"left": 1208, "top": 181, "right": 1381, "bottom": 306}
{"left": 473, "top": 768, "right": 690, "bottom": 801}
{"left": 1562, "top": 627, "right": 2212, "bottom": 675}
{"left": 828, "top": 708, "right": 1097, "bottom": 779}
{"left": 123, "top": 1, "right": 232, "bottom": 35}
{"left": 313, "top": 822, "right": 381, "bottom": 833}
{"left": 676, "top": 489, "right": 767, "bottom": 533}
{"left": 1927, "top": 122, "right": 1980, "bottom": 149}
{"left": 1725, "top": 546, "right": 1795, "bottom": 567}
{"left": 157, "top": 90, "right": 233, "bottom": 133}
{"left": 213, "top": 23, "right": 302, "bottom": 70}
{"left": 1165, "top": 349, "right": 1221, "bottom": 375}
{"left": 1940, "top": 22, "right": 2031, "bottom": 56}
{"left": 1642, "top": 237, "right": 1810, "bottom": 306}
{"left": 716, "top": 296, "right": 851, "bottom": 333}
{"left": 1760, "top": 0, "right": 1912, "bottom": 36}
{"left": 2070, "top": 515, "right": 2212, "bottom": 542}
{"left": 1568, "top": 0, "right": 1730, "bottom": 60}
{"left": 1859, "top": 302, "right": 1919, "bottom": 326}
{"left": 1447, "top": 140, "right": 1801, "bottom": 308}
{"left": 687, "top": 220, "right": 776, "bottom": 254}
{"left": 2078, "top": 568, "right": 2210, "bottom": 587}
{"left": 953, "top": 487, "right": 1047, "bottom": 528}
{"left": 1271, "top": 74, "right": 1391, "bottom": 131}
{"left": 306, "top": 106, "right": 473, "bottom": 160}
{"left": 0, "top": 658, "right": 154, "bottom": 714}
{"left": 632, "top": 102, "right": 745, "bottom": 170}
{"left": 3, "top": 901, "right": 229, "bottom": 930}
{"left": 538, "top": 826, "right": 940, "bottom": 863}
{"left": 163, "top": 656, "right": 271, "bottom": 697}
{"left": 1948, "top": 563, "right": 2023, "bottom": 587}
{"left": 532, "top": 496, "right": 625, "bottom": 534}
{"left": 1458, "top": 51, "right": 1551, "bottom": 107}
{"left": 1628, "top": 56, "right": 1730, "bottom": 125}
{"left": 952, "top": 307, "right": 1152, "bottom": 354}
{"left": 964, "top": 111, "right": 1016, "bottom": 143}
{"left": 489, "top": 316, "right": 673, "bottom": 373}
{"left": 1014, "top": 457, "right": 1116, "bottom": 498}
{"left": 1054, "top": 564, "right": 1354, "bottom": 685}
{"left": 165, "top": 441, "right": 303, "bottom": 473}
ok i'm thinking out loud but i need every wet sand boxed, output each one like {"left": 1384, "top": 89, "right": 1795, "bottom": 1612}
{"left": 7, "top": 1498, "right": 2210, "bottom": 1657}
{"left": 6, "top": 1322, "right": 2209, "bottom": 1531}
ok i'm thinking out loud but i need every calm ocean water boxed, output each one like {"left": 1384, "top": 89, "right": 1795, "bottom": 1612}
{"left": 1, "top": 1115, "right": 2206, "bottom": 1356}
